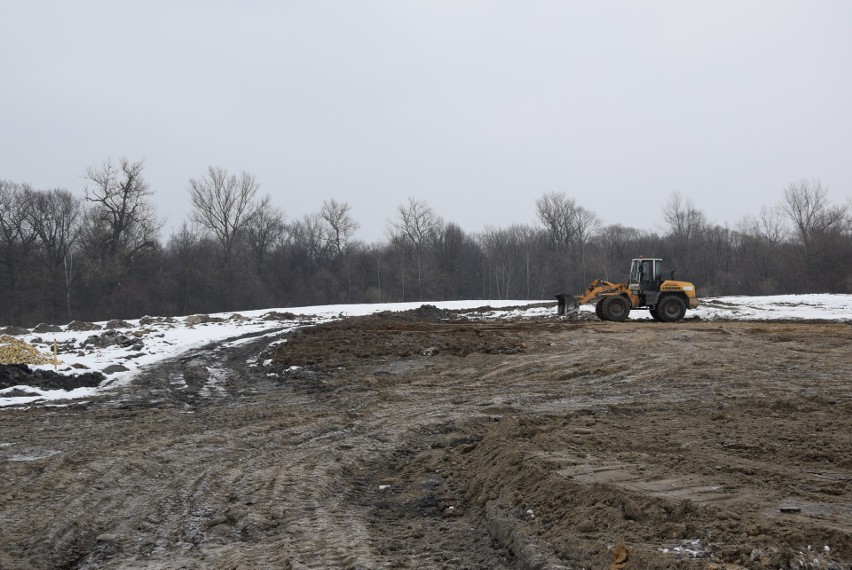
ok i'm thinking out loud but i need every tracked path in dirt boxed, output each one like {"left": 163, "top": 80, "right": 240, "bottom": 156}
{"left": 1, "top": 315, "right": 850, "bottom": 569}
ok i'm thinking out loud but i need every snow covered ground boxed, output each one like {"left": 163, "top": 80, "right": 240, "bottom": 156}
{"left": 2, "top": 294, "right": 850, "bottom": 407}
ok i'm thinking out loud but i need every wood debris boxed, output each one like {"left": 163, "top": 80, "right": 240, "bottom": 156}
{"left": 0, "top": 335, "right": 55, "bottom": 365}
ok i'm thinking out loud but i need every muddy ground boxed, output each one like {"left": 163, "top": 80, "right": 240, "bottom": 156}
{"left": 1, "top": 309, "right": 850, "bottom": 569}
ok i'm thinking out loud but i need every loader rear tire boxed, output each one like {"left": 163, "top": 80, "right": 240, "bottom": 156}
{"left": 657, "top": 296, "right": 686, "bottom": 322}
{"left": 649, "top": 308, "right": 663, "bottom": 322}
{"left": 602, "top": 296, "right": 630, "bottom": 322}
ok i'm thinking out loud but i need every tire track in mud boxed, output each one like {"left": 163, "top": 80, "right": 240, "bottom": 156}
{"left": 128, "top": 331, "right": 404, "bottom": 569}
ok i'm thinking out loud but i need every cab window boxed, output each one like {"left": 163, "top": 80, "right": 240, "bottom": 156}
{"left": 630, "top": 260, "right": 640, "bottom": 284}
{"left": 640, "top": 260, "right": 653, "bottom": 283}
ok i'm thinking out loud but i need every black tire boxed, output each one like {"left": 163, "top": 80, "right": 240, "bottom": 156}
{"left": 595, "top": 299, "right": 606, "bottom": 320}
{"left": 649, "top": 308, "right": 663, "bottom": 322}
{"left": 602, "top": 296, "right": 630, "bottom": 322}
{"left": 657, "top": 296, "right": 686, "bottom": 322}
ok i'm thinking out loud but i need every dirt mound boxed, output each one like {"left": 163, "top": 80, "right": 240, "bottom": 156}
{"left": 459, "top": 301, "right": 554, "bottom": 314}
{"left": 66, "top": 320, "right": 101, "bottom": 332}
{"left": 33, "top": 323, "right": 62, "bottom": 333}
{"left": 403, "top": 303, "right": 461, "bottom": 321}
{"left": 0, "top": 325, "right": 29, "bottom": 336}
{"left": 272, "top": 311, "right": 527, "bottom": 368}
{"left": 262, "top": 311, "right": 299, "bottom": 321}
{"left": 139, "top": 316, "right": 175, "bottom": 325}
{"left": 185, "top": 314, "right": 224, "bottom": 326}
{"left": 83, "top": 331, "right": 143, "bottom": 350}
{"left": 0, "top": 363, "right": 105, "bottom": 391}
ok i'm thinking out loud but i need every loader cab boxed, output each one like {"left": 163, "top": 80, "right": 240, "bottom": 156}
{"left": 629, "top": 258, "right": 662, "bottom": 292}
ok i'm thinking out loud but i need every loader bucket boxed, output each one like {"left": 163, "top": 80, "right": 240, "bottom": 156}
{"left": 555, "top": 293, "right": 580, "bottom": 316}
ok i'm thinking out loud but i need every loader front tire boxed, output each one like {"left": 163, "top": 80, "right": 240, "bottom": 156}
{"left": 595, "top": 299, "right": 606, "bottom": 320}
{"left": 657, "top": 296, "right": 686, "bottom": 322}
{"left": 602, "top": 296, "right": 630, "bottom": 322}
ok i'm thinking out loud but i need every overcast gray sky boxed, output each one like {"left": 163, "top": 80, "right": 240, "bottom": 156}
{"left": 2, "top": 1, "right": 850, "bottom": 242}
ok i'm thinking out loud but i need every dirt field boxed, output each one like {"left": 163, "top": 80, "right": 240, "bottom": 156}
{"left": 1, "top": 308, "right": 850, "bottom": 569}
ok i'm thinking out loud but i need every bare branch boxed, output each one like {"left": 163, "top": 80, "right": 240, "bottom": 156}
{"left": 188, "top": 166, "right": 264, "bottom": 262}
{"left": 320, "top": 198, "right": 359, "bottom": 258}
{"left": 781, "top": 179, "right": 848, "bottom": 249}
{"left": 663, "top": 191, "right": 705, "bottom": 240}
{"left": 82, "top": 158, "right": 161, "bottom": 265}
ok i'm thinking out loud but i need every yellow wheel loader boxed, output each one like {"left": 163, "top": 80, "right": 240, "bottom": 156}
{"left": 555, "top": 258, "right": 699, "bottom": 322}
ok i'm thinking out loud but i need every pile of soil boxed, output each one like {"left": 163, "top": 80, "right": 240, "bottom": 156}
{"left": 0, "top": 364, "right": 105, "bottom": 391}
{"left": 66, "top": 320, "right": 101, "bottom": 332}
{"left": 262, "top": 311, "right": 299, "bottom": 321}
{"left": 404, "top": 303, "right": 462, "bottom": 320}
{"left": 0, "top": 326, "right": 29, "bottom": 336}
{"left": 272, "top": 308, "right": 528, "bottom": 368}
{"left": 83, "top": 331, "right": 143, "bottom": 350}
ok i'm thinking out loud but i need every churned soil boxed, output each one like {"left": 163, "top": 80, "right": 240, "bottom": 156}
{"left": 0, "top": 309, "right": 850, "bottom": 569}
{"left": 0, "top": 364, "right": 105, "bottom": 392}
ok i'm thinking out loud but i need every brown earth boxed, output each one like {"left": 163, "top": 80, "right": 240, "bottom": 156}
{"left": 0, "top": 309, "right": 850, "bottom": 569}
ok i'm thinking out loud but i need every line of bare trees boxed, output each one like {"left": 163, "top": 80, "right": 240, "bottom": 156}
{"left": 2, "top": 161, "right": 850, "bottom": 326}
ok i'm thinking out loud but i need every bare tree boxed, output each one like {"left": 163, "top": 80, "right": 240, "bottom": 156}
{"left": 433, "top": 221, "right": 473, "bottom": 299}
{"left": 757, "top": 205, "right": 788, "bottom": 246}
{"left": 26, "top": 188, "right": 84, "bottom": 316}
{"left": 289, "top": 213, "right": 329, "bottom": 264}
{"left": 384, "top": 226, "right": 409, "bottom": 301}
{"left": 83, "top": 158, "right": 161, "bottom": 265}
{"left": 536, "top": 192, "right": 599, "bottom": 286}
{"left": 480, "top": 225, "right": 522, "bottom": 300}
{"left": 244, "top": 204, "right": 286, "bottom": 270}
{"left": 319, "top": 199, "right": 360, "bottom": 301}
{"left": 27, "top": 188, "right": 83, "bottom": 269}
{"left": 391, "top": 197, "right": 442, "bottom": 298}
{"left": 320, "top": 198, "right": 359, "bottom": 258}
{"left": 504, "top": 224, "right": 545, "bottom": 299}
{"left": 0, "top": 180, "right": 37, "bottom": 291}
{"left": 188, "top": 166, "right": 267, "bottom": 263}
{"left": 600, "top": 224, "right": 642, "bottom": 280}
{"left": 165, "top": 223, "right": 208, "bottom": 315}
{"left": 535, "top": 192, "right": 577, "bottom": 249}
{"left": 781, "top": 179, "right": 848, "bottom": 251}
{"left": 394, "top": 197, "right": 442, "bottom": 249}
{"left": 573, "top": 205, "right": 600, "bottom": 284}
{"left": 367, "top": 243, "right": 385, "bottom": 303}
{"left": 662, "top": 191, "right": 705, "bottom": 241}
{"left": 661, "top": 191, "right": 706, "bottom": 277}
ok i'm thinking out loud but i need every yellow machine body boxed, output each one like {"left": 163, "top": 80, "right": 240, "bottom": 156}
{"left": 555, "top": 258, "right": 699, "bottom": 322}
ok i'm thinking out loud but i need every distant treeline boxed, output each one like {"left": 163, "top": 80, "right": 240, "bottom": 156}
{"left": 2, "top": 159, "right": 850, "bottom": 326}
